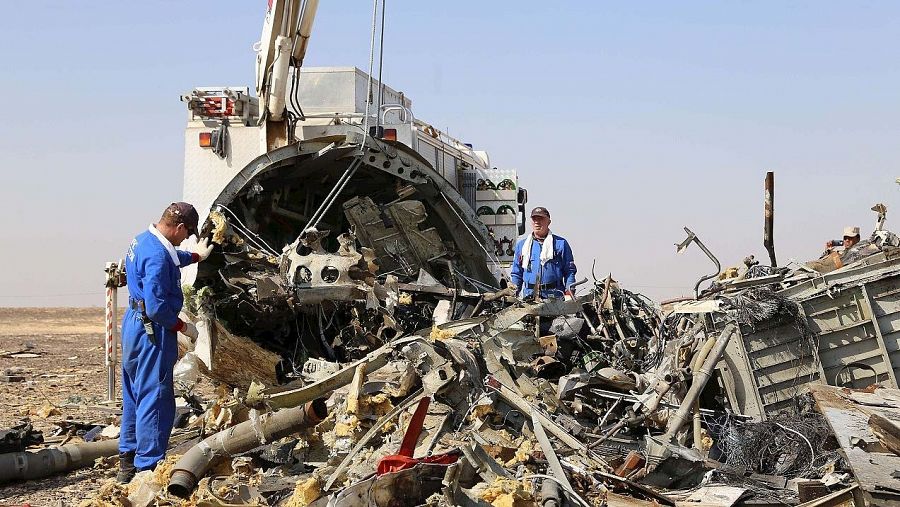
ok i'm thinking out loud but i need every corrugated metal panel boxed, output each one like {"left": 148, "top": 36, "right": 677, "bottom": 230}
{"left": 742, "top": 323, "right": 804, "bottom": 353}
{"left": 805, "top": 284, "right": 895, "bottom": 388}
{"left": 762, "top": 398, "right": 799, "bottom": 414}
{"left": 749, "top": 343, "right": 815, "bottom": 370}
{"left": 720, "top": 255, "right": 900, "bottom": 420}
{"left": 732, "top": 317, "right": 822, "bottom": 416}
{"left": 866, "top": 275, "right": 900, "bottom": 383}
{"left": 443, "top": 152, "right": 458, "bottom": 187}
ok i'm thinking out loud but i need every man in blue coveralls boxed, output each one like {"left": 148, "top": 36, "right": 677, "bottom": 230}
{"left": 118, "top": 202, "right": 214, "bottom": 483}
{"left": 510, "top": 207, "right": 577, "bottom": 300}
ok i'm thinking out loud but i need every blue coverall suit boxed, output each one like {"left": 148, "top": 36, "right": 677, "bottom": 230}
{"left": 121, "top": 228, "right": 194, "bottom": 470}
{"left": 510, "top": 234, "right": 577, "bottom": 298}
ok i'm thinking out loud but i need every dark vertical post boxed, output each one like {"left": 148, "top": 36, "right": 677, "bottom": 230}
{"left": 764, "top": 171, "right": 777, "bottom": 267}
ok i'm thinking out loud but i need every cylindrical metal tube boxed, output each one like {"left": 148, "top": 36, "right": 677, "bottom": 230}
{"left": 691, "top": 335, "right": 717, "bottom": 375}
{"left": 291, "top": 0, "right": 319, "bottom": 65}
{"left": 168, "top": 398, "right": 327, "bottom": 498}
{"left": 541, "top": 477, "right": 561, "bottom": 507}
{"left": 692, "top": 399, "right": 703, "bottom": 450}
{"left": 267, "top": 36, "right": 293, "bottom": 120}
{"left": 663, "top": 324, "right": 736, "bottom": 442}
{"left": 691, "top": 334, "right": 716, "bottom": 451}
{"left": 0, "top": 438, "right": 119, "bottom": 484}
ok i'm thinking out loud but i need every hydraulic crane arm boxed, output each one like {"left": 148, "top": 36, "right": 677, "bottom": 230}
{"left": 255, "top": 0, "right": 320, "bottom": 121}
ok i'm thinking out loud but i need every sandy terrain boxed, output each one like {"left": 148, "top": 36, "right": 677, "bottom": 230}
{"left": 1, "top": 308, "right": 128, "bottom": 504}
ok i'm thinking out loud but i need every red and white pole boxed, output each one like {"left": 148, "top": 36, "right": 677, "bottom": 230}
{"left": 104, "top": 261, "right": 123, "bottom": 403}
{"left": 105, "top": 285, "right": 117, "bottom": 402}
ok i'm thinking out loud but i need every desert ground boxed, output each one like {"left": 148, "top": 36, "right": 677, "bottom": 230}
{"left": 1, "top": 308, "right": 131, "bottom": 504}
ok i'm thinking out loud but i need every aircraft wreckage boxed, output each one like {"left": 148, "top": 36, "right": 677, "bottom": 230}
{"left": 5, "top": 63, "right": 900, "bottom": 507}
{"left": 7, "top": 9, "right": 900, "bottom": 505}
{"left": 43, "top": 156, "right": 900, "bottom": 507}
{"left": 0, "top": 179, "right": 893, "bottom": 507}
{"left": 189, "top": 131, "right": 503, "bottom": 385}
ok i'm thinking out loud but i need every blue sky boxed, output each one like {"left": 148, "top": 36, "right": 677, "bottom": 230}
{"left": 1, "top": 1, "right": 898, "bottom": 306}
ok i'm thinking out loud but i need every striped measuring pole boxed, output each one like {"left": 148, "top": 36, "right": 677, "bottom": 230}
{"left": 104, "top": 263, "right": 119, "bottom": 403}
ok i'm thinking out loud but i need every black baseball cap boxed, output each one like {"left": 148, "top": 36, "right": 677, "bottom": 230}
{"left": 530, "top": 207, "right": 550, "bottom": 219}
{"left": 168, "top": 202, "right": 200, "bottom": 236}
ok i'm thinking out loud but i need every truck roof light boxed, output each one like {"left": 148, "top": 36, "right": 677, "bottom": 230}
{"left": 199, "top": 132, "right": 213, "bottom": 148}
{"left": 382, "top": 128, "right": 397, "bottom": 141}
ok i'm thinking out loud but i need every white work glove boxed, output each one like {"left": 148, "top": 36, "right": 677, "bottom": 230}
{"left": 179, "top": 321, "right": 199, "bottom": 342}
{"left": 192, "top": 237, "right": 214, "bottom": 262}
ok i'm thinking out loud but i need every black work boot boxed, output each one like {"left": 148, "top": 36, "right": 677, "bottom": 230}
{"left": 116, "top": 451, "right": 136, "bottom": 484}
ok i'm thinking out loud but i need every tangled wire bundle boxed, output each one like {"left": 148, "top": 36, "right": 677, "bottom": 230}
{"left": 708, "top": 413, "right": 840, "bottom": 478}
{"left": 721, "top": 287, "right": 799, "bottom": 327}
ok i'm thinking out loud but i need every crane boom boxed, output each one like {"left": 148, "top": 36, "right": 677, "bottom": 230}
{"left": 255, "top": 0, "right": 319, "bottom": 121}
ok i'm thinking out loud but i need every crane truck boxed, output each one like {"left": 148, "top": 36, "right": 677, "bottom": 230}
{"left": 168, "top": 1, "right": 529, "bottom": 381}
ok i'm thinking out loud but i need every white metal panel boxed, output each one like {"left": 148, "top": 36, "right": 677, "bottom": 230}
{"left": 182, "top": 122, "right": 264, "bottom": 286}
{"left": 443, "top": 152, "right": 458, "bottom": 187}
{"left": 417, "top": 141, "right": 438, "bottom": 174}
{"left": 294, "top": 67, "right": 412, "bottom": 116}
{"left": 183, "top": 122, "right": 264, "bottom": 223}
{"left": 294, "top": 68, "right": 358, "bottom": 114}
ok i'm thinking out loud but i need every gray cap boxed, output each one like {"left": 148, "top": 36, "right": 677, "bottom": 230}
{"left": 843, "top": 226, "right": 860, "bottom": 238}
{"left": 168, "top": 202, "right": 199, "bottom": 236}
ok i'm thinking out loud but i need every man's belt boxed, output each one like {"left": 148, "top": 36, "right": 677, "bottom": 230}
{"left": 525, "top": 281, "right": 563, "bottom": 290}
{"left": 129, "top": 298, "right": 157, "bottom": 345}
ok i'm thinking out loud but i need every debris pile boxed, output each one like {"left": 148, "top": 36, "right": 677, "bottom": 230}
{"left": 8, "top": 169, "right": 900, "bottom": 507}
{"left": 62, "top": 272, "right": 858, "bottom": 505}
{"left": 97, "top": 195, "right": 891, "bottom": 506}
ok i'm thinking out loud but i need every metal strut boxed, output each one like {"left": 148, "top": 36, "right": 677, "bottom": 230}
{"left": 675, "top": 227, "right": 721, "bottom": 298}
{"left": 299, "top": 155, "right": 363, "bottom": 236}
